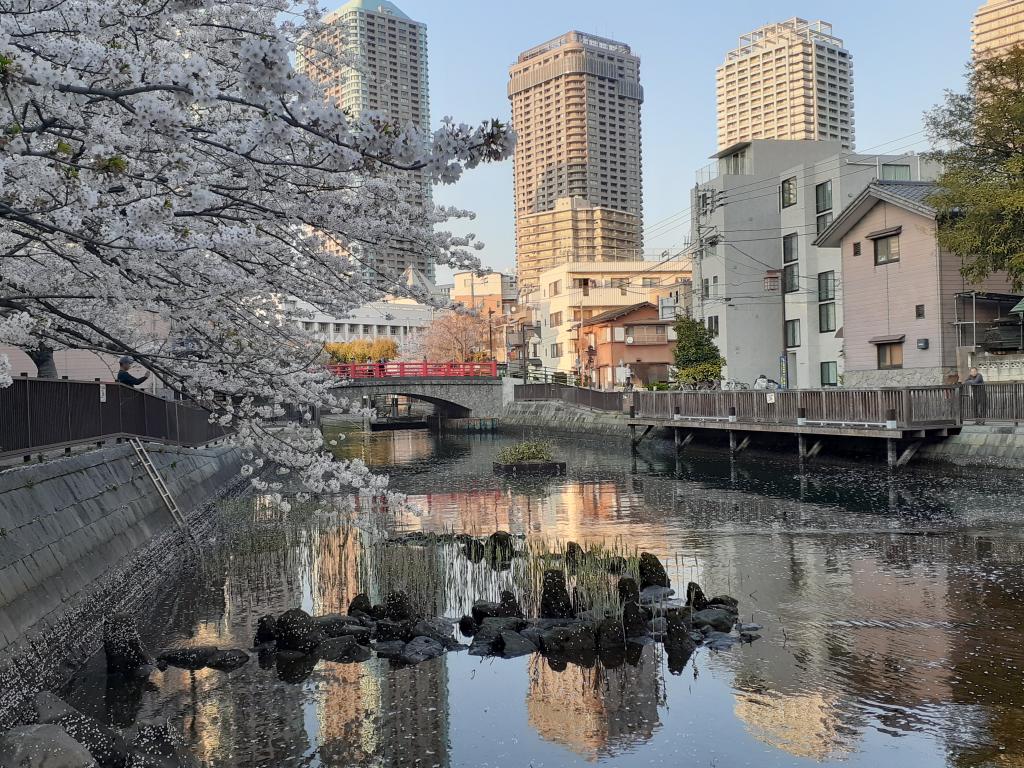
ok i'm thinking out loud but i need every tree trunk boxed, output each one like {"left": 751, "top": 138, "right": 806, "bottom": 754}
{"left": 26, "top": 346, "right": 58, "bottom": 379}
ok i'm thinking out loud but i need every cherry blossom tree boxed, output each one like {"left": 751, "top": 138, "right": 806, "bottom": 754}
{"left": 0, "top": 0, "right": 513, "bottom": 496}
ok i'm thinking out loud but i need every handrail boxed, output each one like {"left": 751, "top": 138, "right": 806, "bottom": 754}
{"left": 327, "top": 361, "right": 498, "bottom": 380}
{"left": 514, "top": 382, "right": 625, "bottom": 412}
{"left": 0, "top": 376, "right": 230, "bottom": 459}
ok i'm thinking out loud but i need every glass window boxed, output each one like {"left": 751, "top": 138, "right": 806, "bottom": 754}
{"left": 702, "top": 278, "right": 710, "bottom": 298}
{"left": 880, "top": 164, "right": 911, "bottom": 181}
{"left": 642, "top": 277, "right": 657, "bottom": 287}
{"left": 819, "top": 302, "right": 836, "bottom": 332}
{"left": 815, "top": 180, "right": 832, "bottom": 213}
{"left": 783, "top": 233, "right": 798, "bottom": 263}
{"left": 915, "top": 304, "right": 925, "bottom": 319}
{"left": 877, "top": 342, "right": 904, "bottom": 369}
{"left": 549, "top": 312, "right": 562, "bottom": 327}
{"left": 817, "top": 271, "right": 835, "bottom": 301}
{"left": 820, "top": 361, "right": 838, "bottom": 386}
{"left": 783, "top": 264, "right": 799, "bottom": 293}
{"left": 785, "top": 319, "right": 801, "bottom": 348}
{"left": 549, "top": 280, "right": 561, "bottom": 296}
{"left": 781, "top": 176, "right": 797, "bottom": 208}
{"left": 712, "top": 275, "right": 719, "bottom": 296}
{"left": 874, "top": 235, "right": 900, "bottom": 265}
{"left": 816, "top": 211, "right": 834, "bottom": 235}
{"left": 707, "top": 315, "right": 719, "bottom": 337}
{"left": 550, "top": 343, "right": 563, "bottom": 357}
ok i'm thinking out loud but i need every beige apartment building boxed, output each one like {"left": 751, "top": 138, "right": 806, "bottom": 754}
{"left": 973, "top": 0, "right": 1024, "bottom": 58}
{"left": 528, "top": 260, "right": 691, "bottom": 375}
{"left": 298, "top": 0, "right": 433, "bottom": 283}
{"left": 508, "top": 31, "right": 644, "bottom": 290}
{"left": 717, "top": 19, "right": 854, "bottom": 152}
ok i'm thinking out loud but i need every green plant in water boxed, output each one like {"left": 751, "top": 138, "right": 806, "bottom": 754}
{"left": 496, "top": 441, "right": 554, "bottom": 464}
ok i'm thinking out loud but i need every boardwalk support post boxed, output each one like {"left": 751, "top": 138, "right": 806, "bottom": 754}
{"left": 887, "top": 438, "right": 898, "bottom": 468}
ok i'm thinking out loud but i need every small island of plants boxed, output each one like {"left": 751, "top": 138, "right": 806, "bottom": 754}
{"left": 493, "top": 440, "right": 566, "bottom": 476}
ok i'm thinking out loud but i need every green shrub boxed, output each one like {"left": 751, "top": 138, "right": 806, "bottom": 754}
{"left": 674, "top": 361, "right": 723, "bottom": 387}
{"left": 496, "top": 440, "right": 554, "bottom": 464}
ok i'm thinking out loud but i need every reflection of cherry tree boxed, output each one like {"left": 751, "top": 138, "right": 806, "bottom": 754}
{"left": 0, "top": 0, "right": 512, "bottom": 496}
{"left": 419, "top": 312, "right": 491, "bottom": 362}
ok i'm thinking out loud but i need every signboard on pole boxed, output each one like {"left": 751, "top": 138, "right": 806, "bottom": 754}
{"left": 99, "top": 384, "right": 107, "bottom": 403}
{"left": 779, "top": 355, "right": 788, "bottom": 390}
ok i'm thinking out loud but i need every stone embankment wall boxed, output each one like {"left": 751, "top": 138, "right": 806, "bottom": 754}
{"left": 0, "top": 442, "right": 240, "bottom": 727}
{"left": 503, "top": 400, "right": 1024, "bottom": 468}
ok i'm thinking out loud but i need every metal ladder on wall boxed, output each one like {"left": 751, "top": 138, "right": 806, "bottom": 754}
{"left": 128, "top": 438, "right": 191, "bottom": 534}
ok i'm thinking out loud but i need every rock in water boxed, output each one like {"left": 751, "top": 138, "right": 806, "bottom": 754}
{"left": 498, "top": 590, "right": 524, "bottom": 619}
{"left": 253, "top": 615, "right": 277, "bottom": 646}
{"left": 206, "top": 649, "right": 250, "bottom": 672}
{"left": 708, "top": 594, "right": 740, "bottom": 612}
{"left": 347, "top": 593, "right": 372, "bottom": 615}
{"left": 565, "top": 541, "right": 584, "bottom": 569}
{"left": 596, "top": 617, "right": 625, "bottom": 651}
{"left": 275, "top": 608, "right": 322, "bottom": 652}
{"left": 617, "top": 577, "right": 640, "bottom": 605}
{"left": 34, "top": 692, "right": 129, "bottom": 768}
{"left": 639, "top": 585, "right": 675, "bottom": 604}
{"left": 622, "top": 601, "right": 647, "bottom": 638}
{"left": 688, "top": 608, "right": 736, "bottom": 633}
{"left": 665, "top": 633, "right": 697, "bottom": 675}
{"left": 318, "top": 636, "right": 371, "bottom": 663}
{"left": 399, "top": 636, "right": 445, "bottom": 665}
{"left": 275, "top": 651, "right": 317, "bottom": 683}
{"left": 374, "top": 619, "right": 414, "bottom": 642}
{"left": 103, "top": 613, "right": 154, "bottom": 677}
{"left": 487, "top": 531, "right": 515, "bottom": 561}
{"left": 458, "top": 615, "right": 478, "bottom": 636}
{"left": 638, "top": 552, "right": 670, "bottom": 589}
{"left": 686, "top": 582, "right": 709, "bottom": 611}
{"left": 463, "top": 539, "right": 485, "bottom": 563}
{"left": 0, "top": 724, "right": 96, "bottom": 768}
{"left": 539, "top": 570, "right": 573, "bottom": 618}
{"left": 373, "top": 641, "right": 406, "bottom": 659}
{"left": 539, "top": 624, "right": 596, "bottom": 657}
{"left": 123, "top": 719, "right": 201, "bottom": 768}
{"left": 498, "top": 631, "right": 537, "bottom": 658}
{"left": 383, "top": 591, "right": 414, "bottom": 622}
{"left": 157, "top": 646, "right": 218, "bottom": 670}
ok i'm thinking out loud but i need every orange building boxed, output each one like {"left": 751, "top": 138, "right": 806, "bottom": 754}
{"left": 575, "top": 302, "right": 675, "bottom": 389}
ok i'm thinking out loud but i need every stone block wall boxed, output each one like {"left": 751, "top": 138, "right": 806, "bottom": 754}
{"left": 919, "top": 424, "right": 1024, "bottom": 468}
{"left": 502, "top": 400, "right": 630, "bottom": 438}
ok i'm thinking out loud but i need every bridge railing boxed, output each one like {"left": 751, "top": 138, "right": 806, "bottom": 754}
{"left": 514, "top": 382, "right": 625, "bottom": 412}
{"left": 327, "top": 361, "right": 498, "bottom": 380}
{"left": 0, "top": 376, "right": 230, "bottom": 459}
{"left": 632, "top": 386, "right": 962, "bottom": 429}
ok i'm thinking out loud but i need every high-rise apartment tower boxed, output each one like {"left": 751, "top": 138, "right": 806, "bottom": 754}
{"left": 299, "top": 0, "right": 433, "bottom": 283}
{"left": 508, "top": 31, "right": 644, "bottom": 291}
{"left": 716, "top": 19, "right": 854, "bottom": 151}
{"left": 973, "top": 0, "right": 1024, "bottom": 58}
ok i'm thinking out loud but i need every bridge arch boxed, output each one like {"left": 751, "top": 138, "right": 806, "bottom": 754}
{"left": 331, "top": 378, "right": 504, "bottom": 419}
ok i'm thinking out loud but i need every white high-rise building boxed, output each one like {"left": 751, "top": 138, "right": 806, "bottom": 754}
{"left": 716, "top": 19, "right": 854, "bottom": 152}
{"left": 300, "top": 0, "right": 433, "bottom": 284}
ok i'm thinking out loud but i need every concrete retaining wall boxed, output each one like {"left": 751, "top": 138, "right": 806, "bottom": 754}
{"left": 502, "top": 401, "right": 631, "bottom": 438}
{"left": 0, "top": 442, "right": 240, "bottom": 727}
{"left": 919, "top": 424, "right": 1024, "bottom": 467}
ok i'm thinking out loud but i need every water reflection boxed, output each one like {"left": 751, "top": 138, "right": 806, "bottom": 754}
{"left": 61, "top": 429, "right": 1024, "bottom": 767}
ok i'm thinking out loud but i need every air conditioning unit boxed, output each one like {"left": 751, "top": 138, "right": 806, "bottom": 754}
{"left": 625, "top": 336, "right": 634, "bottom": 345}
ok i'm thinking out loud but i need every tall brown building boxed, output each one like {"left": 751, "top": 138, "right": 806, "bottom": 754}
{"left": 972, "top": 0, "right": 1024, "bottom": 58}
{"left": 508, "top": 31, "right": 644, "bottom": 291}
{"left": 716, "top": 19, "right": 854, "bottom": 151}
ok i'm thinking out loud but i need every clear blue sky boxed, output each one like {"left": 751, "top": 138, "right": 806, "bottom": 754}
{"left": 323, "top": 0, "right": 978, "bottom": 279}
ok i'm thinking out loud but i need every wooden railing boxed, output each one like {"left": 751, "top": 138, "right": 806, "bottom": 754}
{"left": 633, "top": 386, "right": 963, "bottom": 429}
{"left": 328, "top": 361, "right": 498, "bottom": 380}
{"left": 962, "top": 382, "right": 1024, "bottom": 424}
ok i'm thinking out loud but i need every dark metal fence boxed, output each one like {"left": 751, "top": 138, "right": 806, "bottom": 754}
{"left": 514, "top": 383, "right": 625, "bottom": 412}
{"left": 0, "top": 377, "right": 230, "bottom": 459}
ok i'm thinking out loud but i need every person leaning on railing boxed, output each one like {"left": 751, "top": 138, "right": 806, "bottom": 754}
{"left": 116, "top": 356, "right": 150, "bottom": 387}
{"left": 964, "top": 367, "right": 987, "bottom": 424}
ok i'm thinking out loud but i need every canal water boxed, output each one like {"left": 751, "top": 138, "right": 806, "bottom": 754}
{"left": 63, "top": 428, "right": 1024, "bottom": 767}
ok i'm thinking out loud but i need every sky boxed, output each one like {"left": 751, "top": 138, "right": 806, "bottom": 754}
{"left": 321, "top": 0, "right": 979, "bottom": 281}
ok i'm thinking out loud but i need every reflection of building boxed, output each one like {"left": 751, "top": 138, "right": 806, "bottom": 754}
{"left": 973, "top": 0, "right": 1024, "bottom": 59}
{"left": 509, "top": 31, "right": 644, "bottom": 289}
{"left": 526, "top": 645, "right": 660, "bottom": 759}
{"left": 733, "top": 691, "right": 847, "bottom": 761}
{"left": 717, "top": 19, "right": 853, "bottom": 151}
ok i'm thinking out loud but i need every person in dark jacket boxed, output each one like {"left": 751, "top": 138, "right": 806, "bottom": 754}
{"left": 964, "top": 367, "right": 986, "bottom": 423}
{"left": 116, "top": 356, "right": 150, "bottom": 387}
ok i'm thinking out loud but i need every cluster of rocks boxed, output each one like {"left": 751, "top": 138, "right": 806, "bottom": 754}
{"left": 458, "top": 551, "right": 760, "bottom": 672}
{"left": 0, "top": 692, "right": 198, "bottom": 768}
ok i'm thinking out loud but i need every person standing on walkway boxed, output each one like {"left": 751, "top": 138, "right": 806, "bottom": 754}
{"left": 965, "top": 367, "right": 986, "bottom": 424}
{"left": 116, "top": 356, "right": 150, "bottom": 387}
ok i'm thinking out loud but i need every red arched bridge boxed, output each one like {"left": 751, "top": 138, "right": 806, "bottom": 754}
{"left": 327, "top": 361, "right": 503, "bottom": 418}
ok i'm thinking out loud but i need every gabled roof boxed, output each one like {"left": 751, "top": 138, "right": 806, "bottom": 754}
{"left": 580, "top": 302, "right": 656, "bottom": 327}
{"left": 814, "top": 180, "right": 939, "bottom": 248}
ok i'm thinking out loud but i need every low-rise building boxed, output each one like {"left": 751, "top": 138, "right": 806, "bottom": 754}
{"left": 286, "top": 297, "right": 435, "bottom": 352}
{"left": 528, "top": 260, "right": 691, "bottom": 374}
{"left": 575, "top": 302, "right": 675, "bottom": 389}
{"left": 450, "top": 270, "right": 518, "bottom": 316}
{"left": 815, "top": 180, "right": 1016, "bottom": 386}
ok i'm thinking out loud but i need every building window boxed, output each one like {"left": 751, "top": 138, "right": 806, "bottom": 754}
{"left": 707, "top": 315, "right": 720, "bottom": 337}
{"left": 642, "top": 277, "right": 657, "bottom": 287}
{"left": 785, "top": 319, "right": 801, "bottom": 348}
{"left": 625, "top": 325, "right": 668, "bottom": 344}
{"left": 874, "top": 235, "right": 900, "bottom": 265}
{"left": 877, "top": 342, "right": 904, "bottom": 370}
{"left": 781, "top": 176, "right": 797, "bottom": 208}
{"left": 815, "top": 180, "right": 832, "bottom": 213}
{"left": 817, "top": 271, "right": 835, "bottom": 301}
{"left": 819, "top": 302, "right": 836, "bottom": 332}
{"left": 549, "top": 280, "right": 561, "bottom": 296}
{"left": 712, "top": 275, "right": 719, "bottom": 296}
{"left": 880, "top": 164, "right": 911, "bottom": 181}
{"left": 816, "top": 211, "right": 834, "bottom": 235}
{"left": 820, "top": 361, "right": 838, "bottom": 386}
{"left": 853, "top": 241, "right": 862, "bottom": 257}
{"left": 549, "top": 311, "right": 562, "bottom": 327}
{"left": 702, "top": 278, "right": 710, "bottom": 298}
{"left": 783, "top": 263, "right": 799, "bottom": 293}
{"left": 550, "top": 343, "right": 563, "bottom": 357}
{"left": 915, "top": 304, "right": 926, "bottom": 319}
{"left": 783, "top": 233, "right": 798, "bottom": 263}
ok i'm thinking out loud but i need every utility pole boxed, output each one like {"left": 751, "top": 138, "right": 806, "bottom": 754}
{"left": 487, "top": 309, "right": 495, "bottom": 361}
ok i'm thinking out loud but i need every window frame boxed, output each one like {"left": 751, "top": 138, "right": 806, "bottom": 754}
{"left": 781, "top": 176, "right": 798, "bottom": 208}
{"left": 783, "top": 233, "right": 799, "bottom": 263}
{"left": 785, "top": 319, "right": 801, "bottom": 348}
{"left": 877, "top": 342, "right": 904, "bottom": 370}
{"left": 820, "top": 361, "right": 838, "bottom": 387}
{"left": 818, "top": 302, "right": 836, "bottom": 333}
{"left": 815, "top": 179, "right": 832, "bottom": 214}
{"left": 817, "top": 271, "right": 836, "bottom": 301}
{"left": 783, "top": 263, "right": 799, "bottom": 293}
{"left": 874, "top": 234, "right": 900, "bottom": 265}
